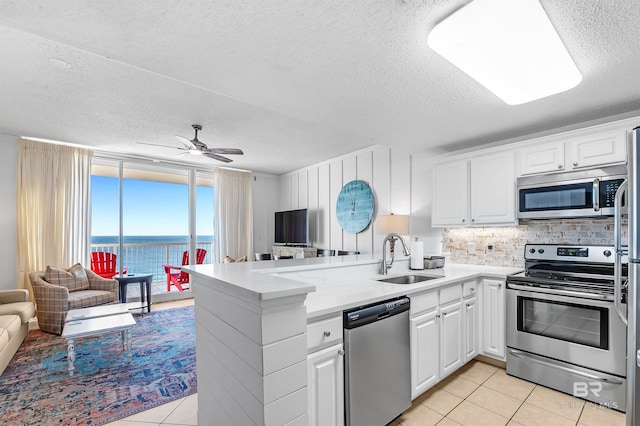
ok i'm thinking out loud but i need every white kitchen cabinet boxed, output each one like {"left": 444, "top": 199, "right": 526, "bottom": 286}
{"left": 439, "top": 301, "right": 462, "bottom": 378}
{"left": 519, "top": 128, "right": 627, "bottom": 176}
{"left": 463, "top": 296, "right": 478, "bottom": 362}
{"left": 519, "top": 142, "right": 565, "bottom": 175}
{"left": 567, "top": 129, "right": 627, "bottom": 170}
{"left": 481, "top": 279, "right": 506, "bottom": 360}
{"left": 307, "top": 314, "right": 344, "bottom": 426}
{"left": 470, "top": 151, "right": 516, "bottom": 225}
{"left": 432, "top": 160, "right": 468, "bottom": 226}
{"left": 410, "top": 309, "right": 439, "bottom": 399}
{"left": 432, "top": 152, "right": 516, "bottom": 227}
{"left": 307, "top": 344, "right": 344, "bottom": 426}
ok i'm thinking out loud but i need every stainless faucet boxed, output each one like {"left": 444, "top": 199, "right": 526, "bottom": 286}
{"left": 381, "top": 233, "right": 411, "bottom": 275}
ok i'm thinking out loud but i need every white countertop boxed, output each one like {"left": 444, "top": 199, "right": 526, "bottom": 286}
{"left": 183, "top": 254, "right": 522, "bottom": 320}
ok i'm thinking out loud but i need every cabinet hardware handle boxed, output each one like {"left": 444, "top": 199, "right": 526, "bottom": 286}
{"left": 436, "top": 314, "right": 441, "bottom": 318}
{"left": 338, "top": 349, "right": 345, "bottom": 356}
{"left": 466, "top": 304, "right": 470, "bottom": 307}
{"left": 557, "top": 164, "right": 563, "bottom": 169}
{"left": 323, "top": 331, "right": 331, "bottom": 337}
{"left": 462, "top": 219, "right": 466, "bottom": 223}
{"left": 470, "top": 288, "right": 475, "bottom": 291}
{"left": 471, "top": 218, "right": 475, "bottom": 222}
{"left": 573, "top": 161, "right": 579, "bottom": 167}
{"left": 442, "top": 312, "right": 447, "bottom": 316}
{"left": 498, "top": 284, "right": 502, "bottom": 288}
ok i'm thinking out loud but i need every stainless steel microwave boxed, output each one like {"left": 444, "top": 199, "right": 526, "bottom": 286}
{"left": 517, "top": 165, "right": 627, "bottom": 219}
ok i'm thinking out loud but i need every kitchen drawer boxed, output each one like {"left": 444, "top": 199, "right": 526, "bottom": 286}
{"left": 307, "top": 314, "right": 342, "bottom": 352}
{"left": 462, "top": 280, "right": 477, "bottom": 298}
{"left": 439, "top": 284, "right": 462, "bottom": 305}
{"left": 410, "top": 290, "right": 438, "bottom": 316}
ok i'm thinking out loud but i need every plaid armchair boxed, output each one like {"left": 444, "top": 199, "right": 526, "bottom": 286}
{"left": 29, "top": 266, "right": 120, "bottom": 335}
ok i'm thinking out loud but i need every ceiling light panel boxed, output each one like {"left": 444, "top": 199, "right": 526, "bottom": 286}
{"left": 428, "top": 0, "right": 582, "bottom": 105}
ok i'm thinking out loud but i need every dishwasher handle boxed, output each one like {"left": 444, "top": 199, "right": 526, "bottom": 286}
{"left": 344, "top": 296, "right": 410, "bottom": 329}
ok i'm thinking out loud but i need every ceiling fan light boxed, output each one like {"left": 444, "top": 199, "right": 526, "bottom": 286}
{"left": 427, "top": 0, "right": 582, "bottom": 105}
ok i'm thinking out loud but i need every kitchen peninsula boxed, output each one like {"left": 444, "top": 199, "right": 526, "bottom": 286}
{"left": 184, "top": 255, "right": 521, "bottom": 426}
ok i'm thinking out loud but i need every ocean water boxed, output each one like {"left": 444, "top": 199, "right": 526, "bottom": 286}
{"left": 91, "top": 235, "right": 214, "bottom": 281}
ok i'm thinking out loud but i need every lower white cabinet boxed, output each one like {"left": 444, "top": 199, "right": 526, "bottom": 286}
{"left": 410, "top": 289, "right": 464, "bottom": 399}
{"left": 481, "top": 279, "right": 506, "bottom": 360}
{"left": 307, "top": 343, "right": 345, "bottom": 426}
{"left": 463, "top": 296, "right": 478, "bottom": 362}
{"left": 439, "top": 301, "right": 462, "bottom": 378}
{"left": 410, "top": 310, "right": 439, "bottom": 398}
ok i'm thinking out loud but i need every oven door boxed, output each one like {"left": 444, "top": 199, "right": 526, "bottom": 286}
{"left": 506, "top": 285, "right": 626, "bottom": 377}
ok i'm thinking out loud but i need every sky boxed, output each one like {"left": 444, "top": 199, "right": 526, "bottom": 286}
{"left": 91, "top": 175, "right": 214, "bottom": 236}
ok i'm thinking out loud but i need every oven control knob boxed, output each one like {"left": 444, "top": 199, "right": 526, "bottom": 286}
{"left": 604, "top": 250, "right": 612, "bottom": 257}
{"left": 529, "top": 248, "right": 536, "bottom": 254}
{"left": 538, "top": 249, "right": 545, "bottom": 254}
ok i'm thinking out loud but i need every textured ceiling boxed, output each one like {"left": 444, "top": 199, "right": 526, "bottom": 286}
{"left": 0, "top": 0, "right": 639, "bottom": 174}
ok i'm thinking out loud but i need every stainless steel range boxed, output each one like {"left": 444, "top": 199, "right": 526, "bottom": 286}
{"left": 506, "top": 244, "right": 627, "bottom": 412}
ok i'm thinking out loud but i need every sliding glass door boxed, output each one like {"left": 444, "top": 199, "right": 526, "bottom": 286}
{"left": 91, "top": 158, "right": 213, "bottom": 302}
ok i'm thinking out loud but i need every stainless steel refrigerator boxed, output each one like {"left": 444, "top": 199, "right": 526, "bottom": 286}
{"left": 624, "top": 126, "right": 640, "bottom": 425}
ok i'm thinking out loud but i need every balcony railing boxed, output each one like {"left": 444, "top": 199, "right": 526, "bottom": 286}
{"left": 91, "top": 241, "right": 213, "bottom": 291}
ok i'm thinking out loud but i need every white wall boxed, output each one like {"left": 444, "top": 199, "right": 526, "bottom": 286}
{"left": 0, "top": 135, "right": 18, "bottom": 290}
{"left": 280, "top": 145, "right": 424, "bottom": 254}
{"left": 252, "top": 173, "right": 281, "bottom": 254}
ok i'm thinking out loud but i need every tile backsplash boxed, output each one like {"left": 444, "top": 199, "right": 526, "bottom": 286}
{"left": 443, "top": 218, "right": 627, "bottom": 268}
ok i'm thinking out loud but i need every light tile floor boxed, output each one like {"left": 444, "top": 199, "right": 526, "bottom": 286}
{"left": 391, "top": 360, "right": 626, "bottom": 426}
{"left": 107, "top": 299, "right": 626, "bottom": 426}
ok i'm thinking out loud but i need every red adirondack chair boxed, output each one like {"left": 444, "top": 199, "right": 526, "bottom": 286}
{"left": 163, "top": 248, "right": 207, "bottom": 291}
{"left": 90, "top": 252, "right": 127, "bottom": 279}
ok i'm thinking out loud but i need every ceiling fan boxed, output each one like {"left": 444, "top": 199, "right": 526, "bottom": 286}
{"left": 139, "top": 124, "right": 244, "bottom": 163}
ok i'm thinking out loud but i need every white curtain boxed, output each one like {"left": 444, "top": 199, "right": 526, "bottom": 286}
{"left": 213, "top": 168, "right": 253, "bottom": 263}
{"left": 16, "top": 139, "right": 93, "bottom": 293}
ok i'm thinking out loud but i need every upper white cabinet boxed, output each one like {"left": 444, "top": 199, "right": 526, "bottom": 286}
{"left": 518, "top": 142, "right": 565, "bottom": 175}
{"left": 470, "top": 151, "right": 515, "bottom": 225}
{"left": 432, "top": 160, "right": 468, "bottom": 226}
{"left": 519, "top": 128, "right": 627, "bottom": 176}
{"left": 432, "top": 151, "right": 516, "bottom": 227}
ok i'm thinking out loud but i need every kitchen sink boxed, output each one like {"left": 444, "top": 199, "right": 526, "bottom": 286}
{"left": 377, "top": 274, "right": 439, "bottom": 285}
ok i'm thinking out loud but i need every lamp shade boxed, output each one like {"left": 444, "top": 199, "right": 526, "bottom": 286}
{"left": 377, "top": 214, "right": 409, "bottom": 235}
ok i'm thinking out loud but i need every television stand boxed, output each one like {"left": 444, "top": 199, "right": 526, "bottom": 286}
{"left": 272, "top": 245, "right": 317, "bottom": 259}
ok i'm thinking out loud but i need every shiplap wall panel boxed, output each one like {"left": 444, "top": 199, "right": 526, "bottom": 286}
{"left": 278, "top": 146, "right": 411, "bottom": 255}
{"left": 281, "top": 175, "right": 291, "bottom": 210}
{"left": 356, "top": 151, "right": 374, "bottom": 254}
{"left": 298, "top": 171, "right": 308, "bottom": 211}
{"left": 307, "top": 168, "right": 319, "bottom": 247}
{"left": 342, "top": 157, "right": 357, "bottom": 251}
{"left": 372, "top": 147, "right": 391, "bottom": 254}
{"left": 329, "top": 161, "right": 343, "bottom": 251}
{"left": 291, "top": 173, "right": 299, "bottom": 209}
{"left": 318, "top": 164, "right": 331, "bottom": 250}
{"left": 391, "top": 150, "right": 411, "bottom": 215}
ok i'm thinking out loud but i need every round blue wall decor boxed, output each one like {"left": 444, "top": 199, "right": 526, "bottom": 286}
{"left": 336, "top": 180, "right": 375, "bottom": 234}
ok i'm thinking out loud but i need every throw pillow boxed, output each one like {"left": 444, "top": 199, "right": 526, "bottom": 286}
{"left": 45, "top": 263, "right": 90, "bottom": 292}
{"left": 224, "top": 256, "right": 247, "bottom": 263}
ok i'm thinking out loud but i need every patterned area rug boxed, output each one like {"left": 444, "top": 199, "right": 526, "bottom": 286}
{"left": 0, "top": 306, "right": 197, "bottom": 425}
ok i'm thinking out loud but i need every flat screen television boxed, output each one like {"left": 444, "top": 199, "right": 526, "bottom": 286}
{"left": 274, "top": 208, "right": 308, "bottom": 246}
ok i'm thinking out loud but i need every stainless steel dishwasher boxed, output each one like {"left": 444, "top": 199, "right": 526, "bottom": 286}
{"left": 343, "top": 296, "right": 411, "bottom": 426}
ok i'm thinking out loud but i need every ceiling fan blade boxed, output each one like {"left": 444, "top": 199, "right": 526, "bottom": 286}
{"left": 137, "top": 141, "right": 180, "bottom": 148}
{"left": 175, "top": 135, "right": 196, "bottom": 149}
{"left": 202, "top": 151, "right": 233, "bottom": 163}
{"left": 209, "top": 148, "right": 244, "bottom": 155}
